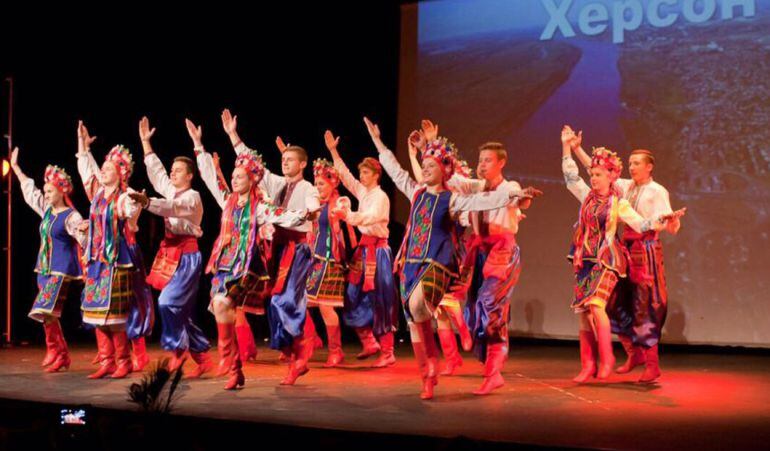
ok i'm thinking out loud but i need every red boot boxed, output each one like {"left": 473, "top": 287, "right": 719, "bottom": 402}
{"left": 445, "top": 306, "right": 473, "bottom": 352}
{"left": 167, "top": 349, "right": 187, "bottom": 373}
{"left": 615, "top": 334, "right": 645, "bottom": 374}
{"left": 473, "top": 342, "right": 507, "bottom": 395}
{"left": 111, "top": 331, "right": 133, "bottom": 379}
{"left": 355, "top": 327, "right": 380, "bottom": 360}
{"left": 224, "top": 327, "right": 245, "bottom": 390}
{"left": 185, "top": 351, "right": 214, "bottom": 379}
{"left": 281, "top": 320, "right": 315, "bottom": 385}
{"left": 215, "top": 322, "right": 237, "bottom": 377}
{"left": 41, "top": 321, "right": 59, "bottom": 367}
{"left": 45, "top": 322, "right": 71, "bottom": 373}
{"left": 88, "top": 328, "right": 117, "bottom": 379}
{"left": 305, "top": 316, "right": 323, "bottom": 351}
{"left": 413, "top": 321, "right": 439, "bottom": 400}
{"left": 235, "top": 323, "right": 258, "bottom": 362}
{"left": 372, "top": 332, "right": 396, "bottom": 368}
{"left": 573, "top": 330, "right": 598, "bottom": 383}
{"left": 595, "top": 325, "right": 616, "bottom": 380}
{"left": 638, "top": 344, "right": 661, "bottom": 383}
{"left": 437, "top": 328, "right": 463, "bottom": 376}
{"left": 323, "top": 325, "right": 345, "bottom": 368}
{"left": 131, "top": 337, "right": 150, "bottom": 372}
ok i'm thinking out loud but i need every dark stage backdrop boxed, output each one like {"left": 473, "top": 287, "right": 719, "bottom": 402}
{"left": 398, "top": 0, "right": 770, "bottom": 347}
{"left": 0, "top": 3, "right": 402, "bottom": 344}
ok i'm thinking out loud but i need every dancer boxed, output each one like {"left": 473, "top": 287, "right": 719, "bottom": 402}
{"left": 325, "top": 130, "right": 400, "bottom": 368}
{"left": 76, "top": 121, "right": 153, "bottom": 379}
{"left": 128, "top": 116, "right": 213, "bottom": 377}
{"left": 11, "top": 147, "right": 86, "bottom": 373}
{"left": 407, "top": 121, "right": 476, "bottom": 377}
{"left": 220, "top": 109, "right": 321, "bottom": 385}
{"left": 561, "top": 127, "right": 682, "bottom": 383}
{"left": 304, "top": 157, "right": 357, "bottom": 367}
{"left": 189, "top": 118, "right": 307, "bottom": 389}
{"left": 365, "top": 117, "right": 539, "bottom": 399}
{"left": 564, "top": 126, "right": 684, "bottom": 382}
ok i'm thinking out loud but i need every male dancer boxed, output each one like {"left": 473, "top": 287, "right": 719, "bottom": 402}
{"left": 221, "top": 109, "right": 321, "bottom": 385}
{"left": 129, "top": 116, "right": 213, "bottom": 377}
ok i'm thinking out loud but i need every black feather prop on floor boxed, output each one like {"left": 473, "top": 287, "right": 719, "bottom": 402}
{"left": 127, "top": 358, "right": 184, "bottom": 414}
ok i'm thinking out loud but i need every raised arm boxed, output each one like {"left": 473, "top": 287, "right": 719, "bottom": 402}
{"left": 224, "top": 117, "right": 285, "bottom": 198}
{"left": 76, "top": 121, "right": 101, "bottom": 201}
{"left": 325, "top": 130, "right": 365, "bottom": 197}
{"left": 11, "top": 147, "right": 46, "bottom": 217}
{"left": 563, "top": 125, "right": 591, "bottom": 170}
{"left": 364, "top": 117, "right": 418, "bottom": 200}
{"left": 139, "top": 116, "right": 176, "bottom": 199}
{"left": 407, "top": 130, "right": 425, "bottom": 184}
{"left": 221, "top": 108, "right": 246, "bottom": 154}
{"left": 561, "top": 126, "right": 590, "bottom": 203}
{"left": 186, "top": 118, "right": 228, "bottom": 209}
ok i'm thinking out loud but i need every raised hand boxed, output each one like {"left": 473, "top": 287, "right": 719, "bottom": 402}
{"left": 275, "top": 136, "right": 288, "bottom": 153}
{"left": 408, "top": 130, "right": 425, "bottom": 152}
{"left": 138, "top": 116, "right": 156, "bottom": 142}
{"left": 185, "top": 119, "right": 203, "bottom": 148}
{"left": 570, "top": 130, "right": 583, "bottom": 150}
{"left": 78, "top": 120, "right": 97, "bottom": 150}
{"left": 561, "top": 125, "right": 576, "bottom": 147}
{"left": 221, "top": 108, "right": 238, "bottom": 135}
{"left": 324, "top": 130, "right": 340, "bottom": 153}
{"left": 363, "top": 117, "right": 381, "bottom": 142}
{"left": 10, "top": 146, "right": 19, "bottom": 169}
{"left": 421, "top": 119, "right": 439, "bottom": 142}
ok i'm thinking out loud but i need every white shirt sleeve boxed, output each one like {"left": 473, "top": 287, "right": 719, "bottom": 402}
{"left": 77, "top": 151, "right": 101, "bottom": 200}
{"left": 147, "top": 191, "right": 201, "bottom": 219}
{"left": 305, "top": 184, "right": 321, "bottom": 214}
{"left": 448, "top": 173, "right": 485, "bottom": 194}
{"left": 144, "top": 153, "right": 176, "bottom": 199}
{"left": 562, "top": 156, "right": 590, "bottom": 203}
{"left": 20, "top": 178, "right": 46, "bottom": 217}
{"left": 377, "top": 145, "right": 418, "bottom": 200}
{"left": 196, "top": 149, "right": 228, "bottom": 209}
{"left": 64, "top": 210, "right": 88, "bottom": 249}
{"left": 334, "top": 158, "right": 365, "bottom": 199}
{"left": 118, "top": 189, "right": 142, "bottom": 231}
{"left": 448, "top": 185, "right": 521, "bottom": 215}
{"left": 255, "top": 202, "right": 306, "bottom": 228}
{"left": 617, "top": 198, "right": 652, "bottom": 233}
{"left": 346, "top": 190, "right": 390, "bottom": 227}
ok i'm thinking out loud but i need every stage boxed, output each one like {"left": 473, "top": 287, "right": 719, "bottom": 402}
{"left": 1, "top": 341, "right": 769, "bottom": 450}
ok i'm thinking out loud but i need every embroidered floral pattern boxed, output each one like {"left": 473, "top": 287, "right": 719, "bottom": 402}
{"left": 83, "top": 266, "right": 112, "bottom": 306}
{"left": 306, "top": 260, "right": 326, "bottom": 294}
{"left": 35, "top": 275, "right": 62, "bottom": 309}
{"left": 408, "top": 193, "right": 435, "bottom": 259}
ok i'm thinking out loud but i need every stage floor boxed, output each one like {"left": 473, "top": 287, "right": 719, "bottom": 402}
{"left": 1, "top": 342, "right": 769, "bottom": 450}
